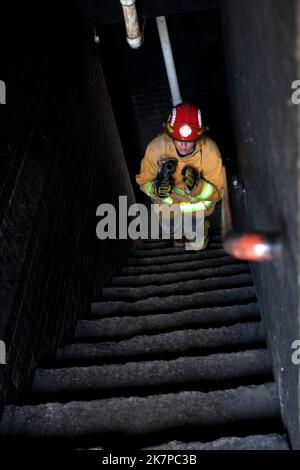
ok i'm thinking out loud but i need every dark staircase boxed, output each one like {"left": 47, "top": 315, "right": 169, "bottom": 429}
{"left": 0, "top": 232, "right": 290, "bottom": 450}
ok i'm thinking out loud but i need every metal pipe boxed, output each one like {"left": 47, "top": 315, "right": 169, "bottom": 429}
{"left": 221, "top": 167, "right": 282, "bottom": 262}
{"left": 221, "top": 166, "right": 233, "bottom": 235}
{"left": 120, "top": 0, "right": 142, "bottom": 49}
{"left": 156, "top": 16, "right": 182, "bottom": 106}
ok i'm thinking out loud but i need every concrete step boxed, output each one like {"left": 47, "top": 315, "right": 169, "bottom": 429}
{"left": 91, "top": 286, "right": 257, "bottom": 317}
{"left": 32, "top": 349, "right": 271, "bottom": 398}
{"left": 57, "top": 322, "right": 264, "bottom": 364}
{"left": 144, "top": 434, "right": 289, "bottom": 450}
{"left": 0, "top": 384, "right": 279, "bottom": 440}
{"left": 138, "top": 234, "right": 223, "bottom": 250}
{"left": 127, "top": 248, "right": 228, "bottom": 267}
{"left": 137, "top": 241, "right": 175, "bottom": 250}
{"left": 121, "top": 254, "right": 239, "bottom": 275}
{"left": 76, "top": 303, "right": 260, "bottom": 340}
{"left": 102, "top": 273, "right": 253, "bottom": 301}
{"left": 112, "top": 261, "right": 249, "bottom": 287}
{"left": 133, "top": 243, "right": 223, "bottom": 258}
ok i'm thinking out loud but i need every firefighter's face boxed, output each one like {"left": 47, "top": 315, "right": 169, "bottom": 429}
{"left": 173, "top": 139, "right": 196, "bottom": 157}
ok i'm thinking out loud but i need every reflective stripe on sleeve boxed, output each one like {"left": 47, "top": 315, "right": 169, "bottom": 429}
{"left": 204, "top": 200, "right": 213, "bottom": 209}
{"left": 145, "top": 181, "right": 154, "bottom": 197}
{"left": 179, "top": 200, "right": 213, "bottom": 213}
{"left": 162, "top": 197, "right": 174, "bottom": 206}
{"left": 191, "top": 181, "right": 214, "bottom": 202}
{"left": 180, "top": 201, "right": 206, "bottom": 212}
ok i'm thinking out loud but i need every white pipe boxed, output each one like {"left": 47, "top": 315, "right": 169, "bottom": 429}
{"left": 156, "top": 16, "right": 182, "bottom": 106}
{"left": 120, "top": 0, "right": 142, "bottom": 49}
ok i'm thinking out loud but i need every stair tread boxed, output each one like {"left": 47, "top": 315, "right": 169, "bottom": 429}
{"left": 0, "top": 383, "right": 279, "bottom": 438}
{"left": 112, "top": 261, "right": 249, "bottom": 287}
{"left": 77, "top": 303, "right": 260, "bottom": 340}
{"left": 57, "top": 322, "right": 264, "bottom": 363}
{"left": 133, "top": 243, "right": 223, "bottom": 258}
{"left": 33, "top": 349, "right": 271, "bottom": 395}
{"left": 144, "top": 434, "right": 289, "bottom": 450}
{"left": 127, "top": 248, "right": 228, "bottom": 267}
{"left": 91, "top": 286, "right": 257, "bottom": 316}
{"left": 138, "top": 234, "right": 222, "bottom": 250}
{"left": 102, "top": 273, "right": 252, "bottom": 301}
{"left": 121, "top": 256, "right": 241, "bottom": 275}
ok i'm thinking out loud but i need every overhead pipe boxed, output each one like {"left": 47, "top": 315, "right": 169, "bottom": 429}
{"left": 156, "top": 16, "right": 182, "bottom": 106}
{"left": 120, "top": 0, "right": 142, "bottom": 49}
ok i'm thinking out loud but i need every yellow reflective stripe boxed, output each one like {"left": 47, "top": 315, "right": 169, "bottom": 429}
{"left": 204, "top": 200, "right": 213, "bottom": 209}
{"left": 190, "top": 196, "right": 201, "bottom": 203}
{"left": 145, "top": 181, "right": 154, "bottom": 197}
{"left": 173, "top": 187, "right": 186, "bottom": 196}
{"left": 180, "top": 201, "right": 206, "bottom": 212}
{"left": 201, "top": 181, "right": 214, "bottom": 199}
{"left": 162, "top": 197, "right": 174, "bottom": 206}
{"left": 192, "top": 181, "right": 214, "bottom": 201}
{"left": 179, "top": 200, "right": 213, "bottom": 213}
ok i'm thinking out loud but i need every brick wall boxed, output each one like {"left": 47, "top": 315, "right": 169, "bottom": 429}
{"left": 0, "top": 2, "right": 136, "bottom": 411}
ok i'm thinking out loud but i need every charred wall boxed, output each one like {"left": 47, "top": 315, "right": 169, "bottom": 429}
{"left": 221, "top": 0, "right": 300, "bottom": 448}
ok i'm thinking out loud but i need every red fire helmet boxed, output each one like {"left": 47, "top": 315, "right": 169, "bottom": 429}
{"left": 164, "top": 103, "right": 205, "bottom": 141}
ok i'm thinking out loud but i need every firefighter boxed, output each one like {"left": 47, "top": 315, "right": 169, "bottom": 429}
{"left": 136, "top": 103, "right": 224, "bottom": 249}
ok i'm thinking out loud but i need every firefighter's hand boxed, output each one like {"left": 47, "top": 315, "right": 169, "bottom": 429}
{"left": 155, "top": 174, "right": 172, "bottom": 199}
{"left": 182, "top": 166, "right": 198, "bottom": 191}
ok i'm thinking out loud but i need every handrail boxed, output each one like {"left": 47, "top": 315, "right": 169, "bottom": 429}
{"left": 221, "top": 166, "right": 282, "bottom": 262}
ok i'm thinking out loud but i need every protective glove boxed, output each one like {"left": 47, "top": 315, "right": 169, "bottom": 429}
{"left": 182, "top": 166, "right": 199, "bottom": 192}
{"left": 155, "top": 173, "right": 172, "bottom": 199}
{"left": 155, "top": 157, "right": 177, "bottom": 199}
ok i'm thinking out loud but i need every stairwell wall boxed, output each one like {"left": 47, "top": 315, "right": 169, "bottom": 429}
{"left": 0, "top": 3, "right": 136, "bottom": 414}
{"left": 221, "top": 0, "right": 300, "bottom": 448}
